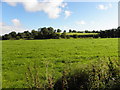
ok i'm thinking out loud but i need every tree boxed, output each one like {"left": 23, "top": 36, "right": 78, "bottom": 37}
{"left": 23, "top": 31, "right": 30, "bottom": 39}
{"left": 54, "top": 30, "right": 57, "bottom": 33}
{"left": 57, "top": 29, "right": 61, "bottom": 33}
{"left": 0, "top": 36, "right": 2, "bottom": 40}
{"left": 73, "top": 34, "right": 78, "bottom": 38}
{"left": 2, "top": 26, "right": 119, "bottom": 40}
{"left": 92, "top": 30, "right": 95, "bottom": 33}
{"left": 38, "top": 27, "right": 56, "bottom": 39}
{"left": 61, "top": 32, "right": 66, "bottom": 38}
{"left": 31, "top": 30, "right": 38, "bottom": 39}
{"left": 48, "top": 27, "right": 54, "bottom": 33}
{"left": 51, "top": 33, "right": 60, "bottom": 39}
{"left": 69, "top": 29, "right": 72, "bottom": 33}
{"left": 40, "top": 27, "right": 49, "bottom": 39}
{"left": 16, "top": 36, "right": 20, "bottom": 40}
{"left": 85, "top": 30, "right": 89, "bottom": 33}
{"left": 72, "top": 30, "right": 76, "bottom": 33}
{"left": 63, "top": 30, "right": 66, "bottom": 33}
{"left": 56, "top": 34, "right": 61, "bottom": 39}
{"left": 9, "top": 31, "right": 16, "bottom": 39}
{"left": 17, "top": 33, "right": 26, "bottom": 39}
{"left": 2, "top": 34, "right": 11, "bottom": 40}
{"left": 66, "top": 35, "right": 70, "bottom": 39}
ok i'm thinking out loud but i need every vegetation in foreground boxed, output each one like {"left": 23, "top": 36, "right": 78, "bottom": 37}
{"left": 55, "top": 58, "right": 120, "bottom": 90}
{"left": 2, "top": 38, "right": 119, "bottom": 89}
{"left": 23, "top": 57, "right": 120, "bottom": 90}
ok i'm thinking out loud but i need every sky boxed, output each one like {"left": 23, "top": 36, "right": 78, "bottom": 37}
{"left": 0, "top": 0, "right": 118, "bottom": 35}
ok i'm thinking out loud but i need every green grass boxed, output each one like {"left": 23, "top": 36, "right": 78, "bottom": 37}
{"left": 57, "top": 33, "right": 98, "bottom": 35}
{"left": 2, "top": 38, "right": 118, "bottom": 88}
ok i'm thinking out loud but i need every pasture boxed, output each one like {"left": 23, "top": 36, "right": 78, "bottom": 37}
{"left": 57, "top": 32, "right": 98, "bottom": 35}
{"left": 2, "top": 38, "right": 118, "bottom": 88}
{"left": 66, "top": 33, "right": 98, "bottom": 35}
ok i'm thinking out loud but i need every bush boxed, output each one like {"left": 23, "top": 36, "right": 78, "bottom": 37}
{"left": 16, "top": 36, "right": 20, "bottom": 40}
{"left": 54, "top": 58, "right": 120, "bottom": 90}
{"left": 61, "top": 33, "right": 66, "bottom": 38}
{"left": 24, "top": 58, "right": 120, "bottom": 89}
{"left": 66, "top": 35, "right": 70, "bottom": 39}
{"left": 73, "top": 34, "right": 78, "bottom": 38}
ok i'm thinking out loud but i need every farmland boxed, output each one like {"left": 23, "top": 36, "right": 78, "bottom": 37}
{"left": 57, "top": 33, "right": 98, "bottom": 35}
{"left": 2, "top": 38, "right": 119, "bottom": 88}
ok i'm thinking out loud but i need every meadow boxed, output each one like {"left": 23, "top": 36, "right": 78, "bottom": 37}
{"left": 66, "top": 33, "right": 98, "bottom": 35}
{"left": 2, "top": 38, "right": 119, "bottom": 88}
{"left": 57, "top": 33, "right": 98, "bottom": 35}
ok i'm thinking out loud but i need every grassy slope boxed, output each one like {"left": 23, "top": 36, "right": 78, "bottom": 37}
{"left": 2, "top": 38, "right": 118, "bottom": 88}
{"left": 57, "top": 33, "right": 98, "bottom": 35}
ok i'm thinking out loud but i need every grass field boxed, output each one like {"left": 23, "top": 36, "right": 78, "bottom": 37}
{"left": 66, "top": 33, "right": 98, "bottom": 35}
{"left": 57, "top": 33, "right": 98, "bottom": 35}
{"left": 2, "top": 38, "right": 118, "bottom": 88}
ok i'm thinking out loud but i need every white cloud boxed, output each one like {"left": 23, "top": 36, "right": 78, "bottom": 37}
{"left": 0, "top": 22, "right": 5, "bottom": 26}
{"left": 97, "top": 5, "right": 108, "bottom": 10}
{"left": 11, "top": 18, "right": 21, "bottom": 27}
{"left": 2, "top": 0, "right": 18, "bottom": 6}
{"left": 76, "top": 20, "right": 86, "bottom": 25}
{"left": 65, "top": 10, "right": 72, "bottom": 18}
{"left": 0, "top": 19, "right": 27, "bottom": 35}
{"left": 61, "top": 2, "right": 67, "bottom": 8}
{"left": 97, "top": 3, "right": 113, "bottom": 10}
{"left": 3, "top": 0, "right": 67, "bottom": 19}
{"left": 108, "top": 3, "right": 112, "bottom": 8}
{"left": 0, "top": 22, "right": 27, "bottom": 35}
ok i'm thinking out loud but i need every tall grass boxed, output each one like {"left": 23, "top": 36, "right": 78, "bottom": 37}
{"left": 25, "top": 57, "right": 120, "bottom": 89}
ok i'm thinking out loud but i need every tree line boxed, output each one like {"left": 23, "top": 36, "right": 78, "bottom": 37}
{"left": 1, "top": 26, "right": 120, "bottom": 40}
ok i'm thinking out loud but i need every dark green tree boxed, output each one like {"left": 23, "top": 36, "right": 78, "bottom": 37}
{"left": 63, "top": 30, "right": 66, "bottom": 33}
{"left": 57, "top": 29, "right": 61, "bottom": 33}
{"left": 61, "top": 32, "right": 66, "bottom": 38}
{"left": 73, "top": 34, "right": 78, "bottom": 38}
{"left": 69, "top": 29, "right": 72, "bottom": 33}
{"left": 9, "top": 31, "right": 16, "bottom": 39}
{"left": 31, "top": 30, "right": 38, "bottom": 39}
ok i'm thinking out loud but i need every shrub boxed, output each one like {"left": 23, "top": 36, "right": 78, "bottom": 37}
{"left": 66, "top": 35, "right": 70, "bottom": 39}
{"left": 73, "top": 34, "right": 78, "bottom": 38}
{"left": 61, "top": 33, "right": 66, "bottom": 38}
{"left": 24, "top": 58, "right": 120, "bottom": 89}
{"left": 54, "top": 58, "right": 120, "bottom": 90}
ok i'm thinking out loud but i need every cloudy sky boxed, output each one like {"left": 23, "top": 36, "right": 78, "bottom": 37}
{"left": 0, "top": 0, "right": 118, "bottom": 35}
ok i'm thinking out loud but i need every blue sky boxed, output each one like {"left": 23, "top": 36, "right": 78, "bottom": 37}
{"left": 0, "top": 0, "right": 118, "bottom": 35}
